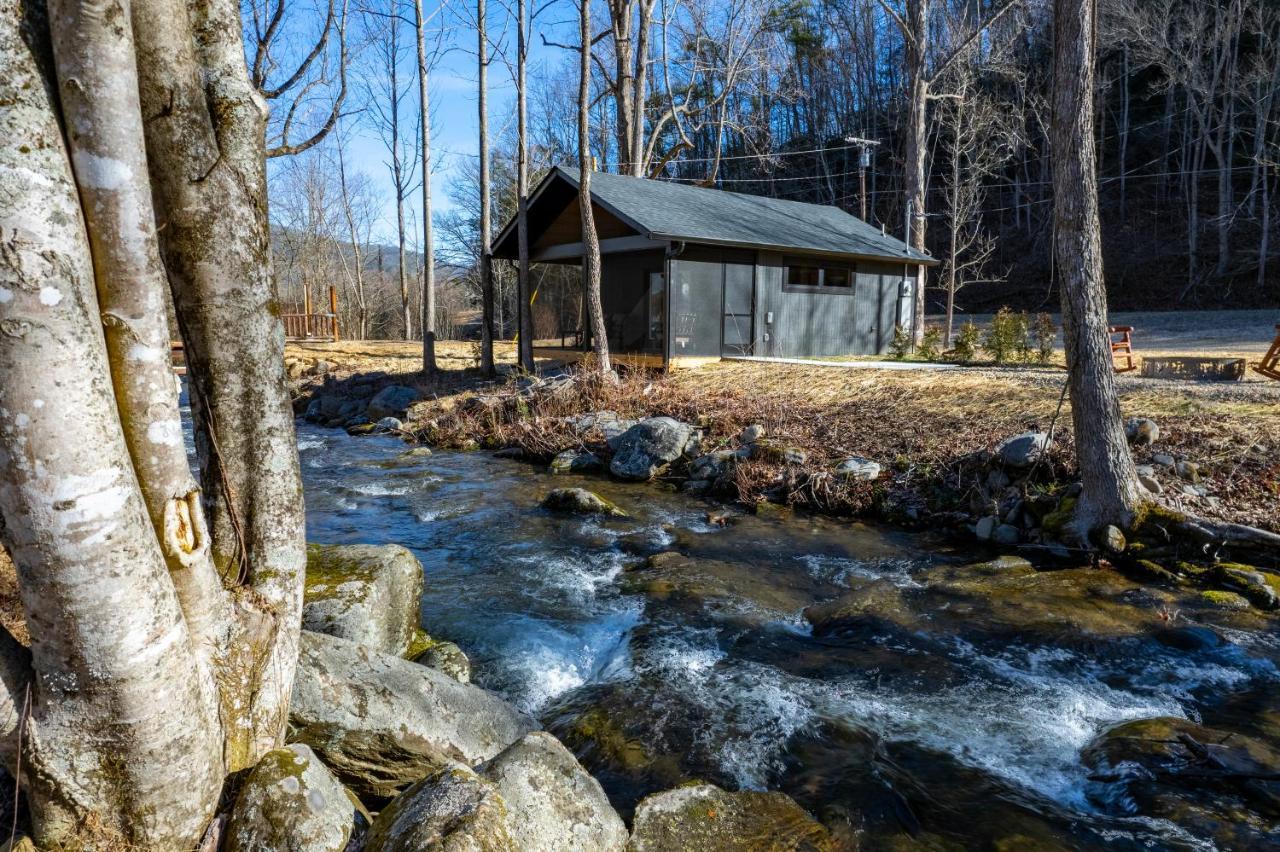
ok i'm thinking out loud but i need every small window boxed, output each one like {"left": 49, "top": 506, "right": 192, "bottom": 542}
{"left": 784, "top": 257, "right": 855, "bottom": 293}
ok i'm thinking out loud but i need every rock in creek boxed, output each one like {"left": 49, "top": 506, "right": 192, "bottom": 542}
{"left": 1214, "top": 563, "right": 1280, "bottom": 610}
{"left": 542, "top": 487, "right": 627, "bottom": 517}
{"left": 480, "top": 732, "right": 627, "bottom": 851}
{"left": 550, "top": 449, "right": 604, "bottom": 476}
{"left": 225, "top": 744, "right": 368, "bottom": 852}
{"left": 303, "top": 544, "right": 424, "bottom": 656}
{"left": 407, "top": 629, "right": 472, "bottom": 684}
{"left": 1082, "top": 717, "right": 1280, "bottom": 850}
{"left": 364, "top": 764, "right": 513, "bottom": 852}
{"left": 366, "top": 384, "right": 422, "bottom": 420}
{"left": 994, "top": 431, "right": 1050, "bottom": 469}
{"left": 609, "top": 417, "right": 701, "bottom": 480}
{"left": 628, "top": 782, "right": 834, "bottom": 851}
{"left": 290, "top": 632, "right": 535, "bottom": 803}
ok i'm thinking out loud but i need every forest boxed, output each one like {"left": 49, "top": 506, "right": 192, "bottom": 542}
{"left": 260, "top": 0, "right": 1280, "bottom": 345}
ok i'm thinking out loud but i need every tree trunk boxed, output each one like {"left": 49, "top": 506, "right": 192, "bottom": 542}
{"left": 415, "top": 0, "right": 436, "bottom": 371}
{"left": 1050, "top": 0, "right": 1143, "bottom": 537}
{"left": 580, "top": 0, "right": 611, "bottom": 372}
{"left": 478, "top": 0, "right": 495, "bottom": 375}
{"left": 904, "top": 0, "right": 929, "bottom": 344}
{"left": 516, "top": 0, "right": 534, "bottom": 372}
{"left": 0, "top": 0, "right": 306, "bottom": 845}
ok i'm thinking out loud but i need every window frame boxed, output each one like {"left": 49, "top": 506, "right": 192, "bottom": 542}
{"left": 782, "top": 256, "right": 858, "bottom": 295}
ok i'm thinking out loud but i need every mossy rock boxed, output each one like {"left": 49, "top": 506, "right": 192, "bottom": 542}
{"left": 1213, "top": 563, "right": 1280, "bottom": 610}
{"left": 364, "top": 765, "right": 513, "bottom": 851}
{"left": 1039, "top": 496, "right": 1077, "bottom": 536}
{"left": 542, "top": 487, "right": 627, "bottom": 517}
{"left": 563, "top": 706, "right": 655, "bottom": 773}
{"left": 406, "top": 628, "right": 472, "bottom": 684}
{"left": 1197, "top": 590, "right": 1253, "bottom": 610}
{"left": 303, "top": 544, "right": 425, "bottom": 656}
{"left": 627, "top": 782, "right": 835, "bottom": 851}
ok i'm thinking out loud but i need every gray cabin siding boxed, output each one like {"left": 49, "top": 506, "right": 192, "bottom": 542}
{"left": 754, "top": 252, "right": 906, "bottom": 357}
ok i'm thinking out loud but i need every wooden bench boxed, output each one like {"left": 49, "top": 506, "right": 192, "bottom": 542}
{"left": 1109, "top": 325, "right": 1137, "bottom": 373}
{"left": 1257, "top": 324, "right": 1280, "bottom": 381}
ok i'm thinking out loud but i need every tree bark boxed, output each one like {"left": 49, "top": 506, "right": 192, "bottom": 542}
{"left": 1051, "top": 0, "right": 1143, "bottom": 537}
{"left": 580, "top": 0, "right": 611, "bottom": 372}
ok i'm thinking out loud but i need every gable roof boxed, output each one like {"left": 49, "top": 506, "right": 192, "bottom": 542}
{"left": 492, "top": 166, "right": 936, "bottom": 265}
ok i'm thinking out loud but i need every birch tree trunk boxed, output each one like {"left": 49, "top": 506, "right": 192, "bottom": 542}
{"left": 478, "top": 0, "right": 496, "bottom": 376}
{"left": 416, "top": 0, "right": 437, "bottom": 371}
{"left": 0, "top": 0, "right": 305, "bottom": 845}
{"left": 580, "top": 0, "right": 611, "bottom": 373}
{"left": 1051, "top": 0, "right": 1143, "bottom": 537}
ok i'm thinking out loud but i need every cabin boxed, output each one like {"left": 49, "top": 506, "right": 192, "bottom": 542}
{"left": 491, "top": 167, "right": 937, "bottom": 369}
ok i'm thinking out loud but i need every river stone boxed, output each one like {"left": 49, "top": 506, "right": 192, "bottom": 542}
{"left": 689, "top": 450, "right": 737, "bottom": 481}
{"left": 569, "top": 411, "right": 637, "bottom": 443}
{"left": 408, "top": 629, "right": 472, "bottom": 684}
{"left": 975, "top": 516, "right": 997, "bottom": 541}
{"left": 740, "top": 424, "right": 766, "bottom": 444}
{"left": 550, "top": 449, "right": 603, "bottom": 475}
{"left": 303, "top": 544, "right": 424, "bottom": 656}
{"left": 1213, "top": 564, "right": 1279, "bottom": 610}
{"left": 542, "top": 487, "right": 627, "bottom": 517}
{"left": 225, "top": 744, "right": 368, "bottom": 852}
{"left": 1124, "top": 417, "right": 1160, "bottom": 446}
{"left": 834, "top": 456, "right": 881, "bottom": 481}
{"left": 480, "top": 732, "right": 627, "bottom": 851}
{"left": 628, "top": 782, "right": 834, "bottom": 851}
{"left": 994, "top": 431, "right": 1050, "bottom": 468}
{"left": 609, "top": 417, "right": 700, "bottom": 480}
{"left": 364, "top": 764, "right": 513, "bottom": 852}
{"left": 367, "top": 384, "right": 422, "bottom": 420}
{"left": 290, "top": 632, "right": 535, "bottom": 801}
{"left": 749, "top": 440, "right": 808, "bottom": 465}
{"left": 1082, "top": 717, "right": 1280, "bottom": 847}
{"left": 993, "top": 523, "right": 1021, "bottom": 545}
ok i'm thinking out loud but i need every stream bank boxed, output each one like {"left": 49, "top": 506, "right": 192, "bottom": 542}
{"left": 296, "top": 420, "right": 1280, "bottom": 849}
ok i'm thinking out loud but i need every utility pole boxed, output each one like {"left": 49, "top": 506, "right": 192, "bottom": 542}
{"left": 844, "top": 135, "right": 880, "bottom": 221}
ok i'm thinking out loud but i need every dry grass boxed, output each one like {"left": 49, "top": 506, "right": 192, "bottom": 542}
{"left": 292, "top": 339, "right": 1280, "bottom": 532}
{"left": 0, "top": 546, "right": 26, "bottom": 647}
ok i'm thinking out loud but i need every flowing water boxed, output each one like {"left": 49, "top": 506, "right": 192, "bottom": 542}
{"left": 291, "top": 424, "right": 1278, "bottom": 850}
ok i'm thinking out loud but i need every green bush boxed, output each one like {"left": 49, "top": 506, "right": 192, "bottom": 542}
{"left": 918, "top": 325, "right": 943, "bottom": 361}
{"left": 951, "top": 320, "right": 981, "bottom": 362}
{"left": 1033, "top": 313, "right": 1056, "bottom": 364}
{"left": 984, "top": 307, "right": 1033, "bottom": 365}
{"left": 889, "top": 325, "right": 911, "bottom": 360}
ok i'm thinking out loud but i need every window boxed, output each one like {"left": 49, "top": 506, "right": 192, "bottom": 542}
{"left": 784, "top": 257, "right": 855, "bottom": 293}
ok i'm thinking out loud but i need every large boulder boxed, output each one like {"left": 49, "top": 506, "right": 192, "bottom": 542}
{"left": 367, "top": 384, "right": 422, "bottom": 420}
{"left": 290, "top": 632, "right": 535, "bottom": 802}
{"left": 609, "top": 417, "right": 700, "bottom": 480}
{"left": 225, "top": 744, "right": 368, "bottom": 852}
{"left": 627, "top": 782, "right": 834, "bottom": 851}
{"left": 364, "top": 764, "right": 514, "bottom": 852}
{"left": 480, "top": 732, "right": 627, "bottom": 851}
{"left": 994, "top": 431, "right": 1050, "bottom": 469}
{"left": 542, "top": 487, "right": 627, "bottom": 517}
{"left": 303, "top": 544, "right": 424, "bottom": 656}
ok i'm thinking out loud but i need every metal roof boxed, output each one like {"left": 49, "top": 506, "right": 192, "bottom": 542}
{"left": 495, "top": 166, "right": 936, "bottom": 265}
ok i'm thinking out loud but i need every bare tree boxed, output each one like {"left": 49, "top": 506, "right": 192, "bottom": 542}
{"left": 514, "top": 0, "right": 535, "bottom": 371}
{"left": 367, "top": 0, "right": 421, "bottom": 340}
{"left": 876, "top": 0, "right": 1019, "bottom": 342}
{"left": 246, "top": 0, "right": 351, "bottom": 157}
{"left": 0, "top": 0, "right": 304, "bottom": 845}
{"left": 478, "top": 0, "right": 497, "bottom": 374}
{"left": 579, "top": 0, "right": 611, "bottom": 371}
{"left": 414, "top": 0, "right": 442, "bottom": 370}
{"left": 335, "top": 129, "right": 377, "bottom": 339}
{"left": 1051, "top": 0, "right": 1143, "bottom": 535}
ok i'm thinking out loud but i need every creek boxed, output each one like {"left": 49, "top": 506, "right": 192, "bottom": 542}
{"left": 292, "top": 422, "right": 1278, "bottom": 849}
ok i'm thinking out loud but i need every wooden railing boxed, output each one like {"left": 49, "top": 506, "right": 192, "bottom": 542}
{"left": 283, "top": 286, "right": 340, "bottom": 342}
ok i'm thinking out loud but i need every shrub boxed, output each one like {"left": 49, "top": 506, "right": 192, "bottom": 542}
{"left": 918, "top": 325, "right": 943, "bottom": 361}
{"left": 1033, "top": 313, "right": 1057, "bottom": 364}
{"left": 951, "top": 320, "right": 981, "bottom": 362}
{"left": 889, "top": 325, "right": 912, "bottom": 360}
{"left": 984, "top": 307, "right": 1031, "bottom": 365}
